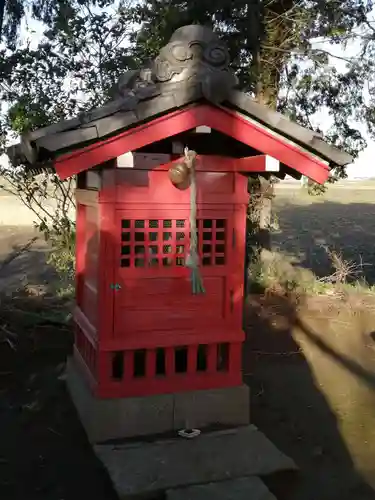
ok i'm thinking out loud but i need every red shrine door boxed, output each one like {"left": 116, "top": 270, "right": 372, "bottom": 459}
{"left": 113, "top": 207, "right": 245, "bottom": 348}
{"left": 111, "top": 163, "right": 248, "bottom": 351}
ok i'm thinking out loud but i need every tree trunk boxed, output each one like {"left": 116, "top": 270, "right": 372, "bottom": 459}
{"left": 245, "top": 176, "right": 275, "bottom": 293}
{"left": 246, "top": 1, "right": 294, "bottom": 292}
{"left": 0, "top": 0, "right": 5, "bottom": 37}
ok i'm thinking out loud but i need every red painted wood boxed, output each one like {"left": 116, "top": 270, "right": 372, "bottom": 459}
{"left": 207, "top": 344, "right": 216, "bottom": 374}
{"left": 75, "top": 202, "right": 86, "bottom": 309}
{"left": 146, "top": 349, "right": 156, "bottom": 378}
{"left": 134, "top": 154, "right": 237, "bottom": 171}
{"left": 74, "top": 346, "right": 98, "bottom": 392}
{"left": 113, "top": 206, "right": 243, "bottom": 344}
{"left": 73, "top": 159, "right": 250, "bottom": 399}
{"left": 81, "top": 204, "right": 100, "bottom": 328}
{"left": 130, "top": 154, "right": 278, "bottom": 173}
{"left": 55, "top": 105, "right": 202, "bottom": 179}
{"left": 101, "top": 167, "right": 248, "bottom": 206}
{"left": 55, "top": 104, "right": 329, "bottom": 183}
{"left": 97, "top": 202, "right": 115, "bottom": 344}
{"left": 156, "top": 154, "right": 281, "bottom": 174}
{"left": 187, "top": 345, "right": 198, "bottom": 374}
{"left": 74, "top": 306, "right": 97, "bottom": 345}
{"left": 231, "top": 200, "right": 248, "bottom": 331}
{"left": 97, "top": 329, "right": 244, "bottom": 351}
{"left": 236, "top": 155, "right": 278, "bottom": 172}
{"left": 96, "top": 369, "right": 242, "bottom": 399}
{"left": 74, "top": 327, "right": 97, "bottom": 378}
{"left": 205, "top": 106, "right": 329, "bottom": 183}
{"left": 165, "top": 347, "right": 175, "bottom": 377}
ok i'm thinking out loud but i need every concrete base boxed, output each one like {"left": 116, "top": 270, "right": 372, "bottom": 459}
{"left": 66, "top": 356, "right": 250, "bottom": 443}
{"left": 94, "top": 425, "right": 298, "bottom": 499}
{"left": 167, "top": 477, "right": 277, "bottom": 500}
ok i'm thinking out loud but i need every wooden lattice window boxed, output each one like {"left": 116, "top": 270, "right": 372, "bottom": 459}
{"left": 120, "top": 218, "right": 226, "bottom": 268}
{"left": 75, "top": 327, "right": 97, "bottom": 376}
{"left": 198, "top": 219, "right": 226, "bottom": 266}
{"left": 110, "top": 342, "right": 231, "bottom": 381}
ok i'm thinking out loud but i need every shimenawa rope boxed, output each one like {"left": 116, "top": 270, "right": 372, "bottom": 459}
{"left": 184, "top": 148, "right": 205, "bottom": 295}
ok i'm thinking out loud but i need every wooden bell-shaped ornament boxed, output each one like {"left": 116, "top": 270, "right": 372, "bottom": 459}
{"left": 168, "top": 162, "right": 190, "bottom": 188}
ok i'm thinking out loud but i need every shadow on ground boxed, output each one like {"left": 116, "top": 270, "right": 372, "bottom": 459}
{"left": 1, "top": 226, "right": 375, "bottom": 499}
{"left": 273, "top": 201, "right": 375, "bottom": 284}
{"left": 244, "top": 292, "right": 375, "bottom": 500}
{"left": 0, "top": 291, "right": 118, "bottom": 500}
{"left": 0, "top": 227, "right": 117, "bottom": 499}
{"left": 0, "top": 227, "right": 57, "bottom": 294}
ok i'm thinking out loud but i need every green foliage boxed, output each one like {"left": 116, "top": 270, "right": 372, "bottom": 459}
{"left": 0, "top": 1, "right": 134, "bottom": 281}
{"left": 131, "top": 0, "right": 374, "bottom": 163}
{"left": 0, "top": 167, "right": 76, "bottom": 282}
{"left": 2, "top": 1, "right": 375, "bottom": 163}
{"left": 1, "top": 0, "right": 26, "bottom": 49}
{"left": 0, "top": 0, "right": 135, "bottom": 148}
{"left": 44, "top": 221, "right": 76, "bottom": 283}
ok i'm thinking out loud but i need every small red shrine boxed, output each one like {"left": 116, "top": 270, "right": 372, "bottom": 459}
{"left": 8, "top": 25, "right": 352, "bottom": 443}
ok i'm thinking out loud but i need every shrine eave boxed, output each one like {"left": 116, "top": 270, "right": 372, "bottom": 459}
{"left": 51, "top": 104, "right": 330, "bottom": 184}
{"left": 7, "top": 24, "right": 353, "bottom": 183}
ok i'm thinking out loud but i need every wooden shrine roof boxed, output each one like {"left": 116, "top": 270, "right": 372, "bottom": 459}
{"left": 7, "top": 25, "right": 352, "bottom": 177}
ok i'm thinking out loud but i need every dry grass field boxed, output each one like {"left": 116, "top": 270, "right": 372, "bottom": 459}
{"left": 273, "top": 186, "right": 375, "bottom": 284}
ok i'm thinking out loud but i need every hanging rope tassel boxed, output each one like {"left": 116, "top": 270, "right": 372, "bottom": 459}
{"left": 184, "top": 148, "right": 205, "bottom": 295}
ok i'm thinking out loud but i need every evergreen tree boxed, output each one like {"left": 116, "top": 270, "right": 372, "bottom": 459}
{"left": 130, "top": 0, "right": 374, "bottom": 173}
{"left": 0, "top": 0, "right": 134, "bottom": 145}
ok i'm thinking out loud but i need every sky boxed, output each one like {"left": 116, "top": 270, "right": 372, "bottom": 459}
{"left": 1, "top": 8, "right": 375, "bottom": 180}
{"left": 309, "top": 27, "right": 375, "bottom": 179}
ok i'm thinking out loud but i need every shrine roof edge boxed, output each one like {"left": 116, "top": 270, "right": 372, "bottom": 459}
{"left": 6, "top": 24, "right": 352, "bottom": 174}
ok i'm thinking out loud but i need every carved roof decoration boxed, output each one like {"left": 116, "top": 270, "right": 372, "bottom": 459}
{"left": 7, "top": 24, "right": 353, "bottom": 173}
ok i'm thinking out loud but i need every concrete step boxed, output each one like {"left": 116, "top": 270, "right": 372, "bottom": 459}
{"left": 167, "top": 476, "right": 277, "bottom": 500}
{"left": 94, "top": 424, "right": 297, "bottom": 499}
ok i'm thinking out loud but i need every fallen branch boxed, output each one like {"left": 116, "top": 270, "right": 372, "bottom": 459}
{"left": 0, "top": 325, "right": 17, "bottom": 350}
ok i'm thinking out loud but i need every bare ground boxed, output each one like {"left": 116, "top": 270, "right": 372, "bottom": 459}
{"left": 0, "top": 228, "right": 117, "bottom": 499}
{"left": 245, "top": 293, "right": 375, "bottom": 500}
{"left": 1, "top": 206, "right": 375, "bottom": 499}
